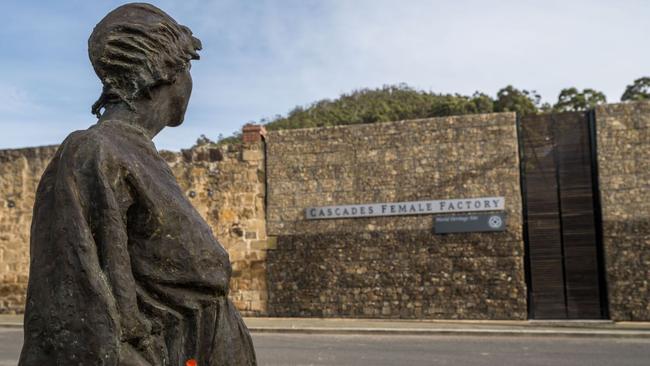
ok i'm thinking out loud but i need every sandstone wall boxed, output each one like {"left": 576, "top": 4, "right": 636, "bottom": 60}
{"left": 596, "top": 102, "right": 650, "bottom": 321}
{"left": 0, "top": 138, "right": 268, "bottom": 315}
{"left": 0, "top": 146, "right": 58, "bottom": 313}
{"left": 265, "top": 113, "right": 527, "bottom": 319}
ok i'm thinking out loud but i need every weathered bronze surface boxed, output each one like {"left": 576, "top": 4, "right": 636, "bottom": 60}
{"left": 19, "top": 3, "right": 257, "bottom": 365}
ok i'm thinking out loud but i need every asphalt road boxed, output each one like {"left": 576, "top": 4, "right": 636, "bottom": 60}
{"left": 2, "top": 328, "right": 649, "bottom": 366}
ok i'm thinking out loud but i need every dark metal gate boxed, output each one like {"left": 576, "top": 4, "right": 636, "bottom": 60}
{"left": 519, "top": 111, "right": 608, "bottom": 319}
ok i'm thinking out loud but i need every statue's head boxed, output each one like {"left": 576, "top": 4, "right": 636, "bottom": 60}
{"left": 88, "top": 3, "right": 202, "bottom": 126}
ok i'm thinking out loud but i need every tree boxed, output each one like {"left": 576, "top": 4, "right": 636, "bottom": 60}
{"left": 471, "top": 92, "right": 495, "bottom": 114}
{"left": 215, "top": 131, "right": 242, "bottom": 146}
{"left": 621, "top": 77, "right": 650, "bottom": 102}
{"left": 493, "top": 85, "right": 541, "bottom": 116}
{"left": 553, "top": 87, "right": 607, "bottom": 112}
{"left": 194, "top": 134, "right": 214, "bottom": 146}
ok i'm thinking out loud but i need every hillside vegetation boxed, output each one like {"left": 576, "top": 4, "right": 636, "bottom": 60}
{"left": 209, "top": 78, "right": 649, "bottom": 146}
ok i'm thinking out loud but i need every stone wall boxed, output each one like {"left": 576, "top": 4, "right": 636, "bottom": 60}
{"left": 0, "top": 146, "right": 58, "bottom": 314}
{"left": 596, "top": 101, "right": 650, "bottom": 321}
{"left": 265, "top": 113, "right": 527, "bottom": 319}
{"left": 0, "top": 132, "right": 268, "bottom": 315}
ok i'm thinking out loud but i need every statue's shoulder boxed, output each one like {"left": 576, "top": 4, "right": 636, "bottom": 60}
{"left": 56, "top": 122, "right": 157, "bottom": 172}
{"left": 56, "top": 124, "right": 123, "bottom": 166}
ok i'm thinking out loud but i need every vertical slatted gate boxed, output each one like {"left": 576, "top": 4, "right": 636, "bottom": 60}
{"left": 520, "top": 112, "right": 607, "bottom": 319}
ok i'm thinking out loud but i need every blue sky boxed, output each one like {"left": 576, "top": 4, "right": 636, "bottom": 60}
{"left": 1, "top": 0, "right": 648, "bottom": 151}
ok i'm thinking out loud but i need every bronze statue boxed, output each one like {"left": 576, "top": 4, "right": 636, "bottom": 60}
{"left": 19, "top": 3, "right": 257, "bottom": 365}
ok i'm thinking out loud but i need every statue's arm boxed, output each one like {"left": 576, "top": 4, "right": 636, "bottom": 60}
{"left": 85, "top": 150, "right": 152, "bottom": 344}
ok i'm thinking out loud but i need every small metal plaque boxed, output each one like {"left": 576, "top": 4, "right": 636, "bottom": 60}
{"left": 434, "top": 213, "right": 507, "bottom": 234}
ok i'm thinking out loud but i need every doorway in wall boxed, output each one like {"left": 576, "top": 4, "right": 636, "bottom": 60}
{"left": 519, "top": 111, "right": 608, "bottom": 319}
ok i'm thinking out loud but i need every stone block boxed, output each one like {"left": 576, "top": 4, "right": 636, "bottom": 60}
{"left": 242, "top": 149, "right": 263, "bottom": 162}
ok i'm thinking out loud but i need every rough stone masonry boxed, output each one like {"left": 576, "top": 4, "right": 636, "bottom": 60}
{"left": 265, "top": 113, "right": 527, "bottom": 319}
{"left": 596, "top": 102, "right": 650, "bottom": 321}
{"left": 0, "top": 146, "right": 57, "bottom": 314}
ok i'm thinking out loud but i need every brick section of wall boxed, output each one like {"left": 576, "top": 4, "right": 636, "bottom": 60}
{"left": 596, "top": 102, "right": 650, "bottom": 321}
{"left": 242, "top": 124, "right": 267, "bottom": 144}
{"left": 0, "top": 138, "right": 268, "bottom": 315}
{"left": 265, "top": 113, "right": 527, "bottom": 319}
{"left": 0, "top": 146, "right": 58, "bottom": 314}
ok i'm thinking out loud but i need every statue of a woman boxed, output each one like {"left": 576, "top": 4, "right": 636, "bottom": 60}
{"left": 19, "top": 3, "right": 256, "bottom": 365}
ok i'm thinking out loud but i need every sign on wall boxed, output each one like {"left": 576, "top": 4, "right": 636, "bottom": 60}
{"left": 434, "top": 213, "right": 507, "bottom": 234}
{"left": 305, "top": 196, "right": 505, "bottom": 220}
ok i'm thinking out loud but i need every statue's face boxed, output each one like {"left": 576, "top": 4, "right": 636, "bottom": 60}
{"left": 167, "top": 68, "right": 193, "bottom": 127}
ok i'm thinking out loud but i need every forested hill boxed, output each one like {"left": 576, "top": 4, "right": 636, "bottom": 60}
{"left": 209, "top": 78, "right": 649, "bottom": 146}
{"left": 264, "top": 85, "right": 496, "bottom": 131}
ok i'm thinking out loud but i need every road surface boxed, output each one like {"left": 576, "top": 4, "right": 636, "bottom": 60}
{"left": 2, "top": 328, "right": 649, "bottom": 365}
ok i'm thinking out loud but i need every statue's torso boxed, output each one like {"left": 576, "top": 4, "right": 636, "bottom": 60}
{"left": 102, "top": 121, "right": 232, "bottom": 293}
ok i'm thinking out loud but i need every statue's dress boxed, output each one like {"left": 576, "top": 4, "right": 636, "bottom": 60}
{"left": 19, "top": 121, "right": 256, "bottom": 366}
